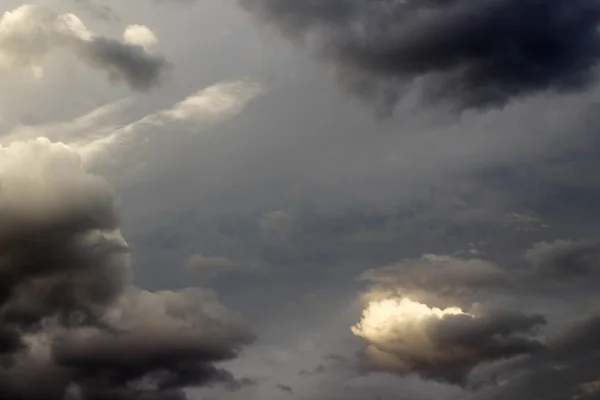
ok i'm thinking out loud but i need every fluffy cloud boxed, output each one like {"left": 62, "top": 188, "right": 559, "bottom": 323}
{"left": 123, "top": 25, "right": 158, "bottom": 52}
{"left": 0, "top": 138, "right": 128, "bottom": 328}
{"left": 0, "top": 139, "right": 255, "bottom": 400}
{"left": 352, "top": 298, "right": 545, "bottom": 384}
{"left": 239, "top": 0, "right": 600, "bottom": 111}
{"left": 0, "top": 4, "right": 167, "bottom": 90}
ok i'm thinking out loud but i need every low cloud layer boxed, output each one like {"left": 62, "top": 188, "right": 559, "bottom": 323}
{"left": 0, "top": 4, "right": 167, "bottom": 91}
{"left": 0, "top": 138, "right": 255, "bottom": 400}
{"left": 240, "top": 0, "right": 600, "bottom": 111}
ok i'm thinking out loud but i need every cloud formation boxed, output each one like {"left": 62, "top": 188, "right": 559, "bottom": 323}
{"left": 0, "top": 139, "right": 255, "bottom": 400}
{"left": 352, "top": 298, "right": 545, "bottom": 384}
{"left": 0, "top": 5, "right": 167, "bottom": 91}
{"left": 353, "top": 240, "right": 600, "bottom": 397}
{"left": 240, "top": 0, "right": 600, "bottom": 111}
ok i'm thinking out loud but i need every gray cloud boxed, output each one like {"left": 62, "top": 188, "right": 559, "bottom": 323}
{"left": 239, "top": 0, "right": 600, "bottom": 111}
{"left": 0, "top": 139, "right": 255, "bottom": 400}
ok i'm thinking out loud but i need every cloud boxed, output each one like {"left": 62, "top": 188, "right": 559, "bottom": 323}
{"left": 71, "top": 80, "right": 263, "bottom": 166}
{"left": 0, "top": 139, "right": 255, "bottom": 400}
{"left": 123, "top": 25, "right": 159, "bottom": 52}
{"left": 187, "top": 254, "right": 236, "bottom": 277}
{"left": 0, "top": 138, "right": 128, "bottom": 328}
{"left": 0, "top": 5, "right": 167, "bottom": 91}
{"left": 351, "top": 297, "right": 545, "bottom": 384}
{"left": 239, "top": 0, "right": 600, "bottom": 111}
{"left": 0, "top": 79, "right": 262, "bottom": 171}
{"left": 351, "top": 240, "right": 600, "bottom": 396}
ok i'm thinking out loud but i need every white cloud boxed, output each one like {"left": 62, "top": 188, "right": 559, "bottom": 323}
{"left": 123, "top": 24, "right": 158, "bottom": 52}
{"left": 352, "top": 297, "right": 468, "bottom": 352}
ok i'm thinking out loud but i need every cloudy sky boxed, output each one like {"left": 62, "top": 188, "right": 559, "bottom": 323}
{"left": 2, "top": 0, "right": 600, "bottom": 399}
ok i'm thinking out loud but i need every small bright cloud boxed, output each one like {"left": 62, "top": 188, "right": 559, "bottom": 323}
{"left": 123, "top": 24, "right": 158, "bottom": 52}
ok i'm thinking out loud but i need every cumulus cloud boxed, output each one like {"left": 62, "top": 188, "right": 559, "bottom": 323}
{"left": 351, "top": 297, "right": 545, "bottom": 384}
{"left": 239, "top": 0, "right": 600, "bottom": 111}
{"left": 187, "top": 254, "right": 236, "bottom": 277}
{"left": 0, "top": 139, "right": 255, "bottom": 400}
{"left": 0, "top": 5, "right": 167, "bottom": 91}
{"left": 123, "top": 25, "right": 158, "bottom": 53}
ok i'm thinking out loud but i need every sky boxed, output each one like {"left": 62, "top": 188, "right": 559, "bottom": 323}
{"left": 2, "top": 0, "right": 600, "bottom": 399}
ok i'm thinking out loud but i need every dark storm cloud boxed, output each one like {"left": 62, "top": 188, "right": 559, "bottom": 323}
{"left": 0, "top": 139, "right": 255, "bottom": 400}
{"left": 239, "top": 0, "right": 600, "bottom": 110}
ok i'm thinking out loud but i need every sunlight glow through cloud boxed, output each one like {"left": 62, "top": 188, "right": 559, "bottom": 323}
{"left": 352, "top": 298, "right": 469, "bottom": 343}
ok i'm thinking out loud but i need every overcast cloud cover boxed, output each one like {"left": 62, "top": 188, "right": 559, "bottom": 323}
{"left": 2, "top": 1, "right": 600, "bottom": 400}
